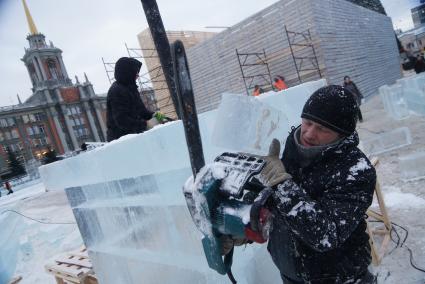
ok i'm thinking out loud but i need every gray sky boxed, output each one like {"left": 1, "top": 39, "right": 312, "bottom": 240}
{"left": 0, "top": 0, "right": 413, "bottom": 107}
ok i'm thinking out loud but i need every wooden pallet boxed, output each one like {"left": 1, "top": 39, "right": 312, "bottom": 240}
{"left": 366, "top": 157, "right": 392, "bottom": 266}
{"left": 45, "top": 247, "right": 97, "bottom": 284}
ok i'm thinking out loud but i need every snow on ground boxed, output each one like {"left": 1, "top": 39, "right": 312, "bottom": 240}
{"left": 359, "top": 94, "right": 425, "bottom": 284}
{"left": 0, "top": 182, "right": 82, "bottom": 284}
{"left": 2, "top": 88, "right": 425, "bottom": 283}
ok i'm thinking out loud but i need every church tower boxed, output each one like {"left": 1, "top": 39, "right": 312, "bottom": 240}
{"left": 21, "top": 0, "right": 72, "bottom": 102}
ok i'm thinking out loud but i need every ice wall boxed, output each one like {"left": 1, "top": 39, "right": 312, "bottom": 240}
{"left": 39, "top": 79, "right": 326, "bottom": 284}
{"left": 379, "top": 73, "right": 425, "bottom": 119}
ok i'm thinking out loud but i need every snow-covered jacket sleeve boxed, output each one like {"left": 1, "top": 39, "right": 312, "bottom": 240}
{"left": 271, "top": 159, "right": 376, "bottom": 252}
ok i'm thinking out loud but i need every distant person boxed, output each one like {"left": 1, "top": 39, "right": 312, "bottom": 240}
{"left": 343, "top": 76, "right": 364, "bottom": 122}
{"left": 4, "top": 181, "right": 13, "bottom": 195}
{"left": 106, "top": 57, "right": 162, "bottom": 142}
{"left": 414, "top": 54, "right": 425, "bottom": 74}
{"left": 252, "top": 85, "right": 264, "bottom": 97}
{"left": 273, "top": 75, "right": 288, "bottom": 91}
{"left": 81, "top": 143, "right": 88, "bottom": 151}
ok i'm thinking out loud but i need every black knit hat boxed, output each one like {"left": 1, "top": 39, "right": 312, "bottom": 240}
{"left": 301, "top": 85, "right": 359, "bottom": 135}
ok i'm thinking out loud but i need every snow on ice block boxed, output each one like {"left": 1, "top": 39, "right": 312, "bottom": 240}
{"left": 399, "top": 151, "right": 425, "bottom": 181}
{"left": 379, "top": 84, "right": 410, "bottom": 120}
{"left": 360, "top": 127, "right": 412, "bottom": 155}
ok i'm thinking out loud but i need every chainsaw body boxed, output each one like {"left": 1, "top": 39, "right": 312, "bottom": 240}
{"left": 183, "top": 152, "right": 273, "bottom": 275}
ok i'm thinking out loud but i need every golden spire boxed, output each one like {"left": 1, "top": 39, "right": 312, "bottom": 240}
{"left": 22, "top": 0, "right": 39, "bottom": 35}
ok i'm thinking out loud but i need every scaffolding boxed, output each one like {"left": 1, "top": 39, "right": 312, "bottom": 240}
{"left": 236, "top": 49, "right": 273, "bottom": 96}
{"left": 284, "top": 26, "right": 322, "bottom": 83}
{"left": 101, "top": 44, "right": 170, "bottom": 112}
{"left": 101, "top": 57, "right": 115, "bottom": 85}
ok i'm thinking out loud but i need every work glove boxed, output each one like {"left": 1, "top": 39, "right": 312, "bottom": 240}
{"left": 257, "top": 139, "right": 292, "bottom": 187}
{"left": 220, "top": 235, "right": 248, "bottom": 256}
{"left": 154, "top": 111, "right": 166, "bottom": 123}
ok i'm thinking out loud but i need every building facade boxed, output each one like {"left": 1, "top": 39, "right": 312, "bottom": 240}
{"left": 0, "top": 0, "right": 107, "bottom": 176}
{"left": 183, "top": 0, "right": 401, "bottom": 113}
{"left": 137, "top": 30, "right": 216, "bottom": 118}
{"left": 412, "top": 4, "right": 425, "bottom": 28}
{"left": 398, "top": 26, "right": 425, "bottom": 56}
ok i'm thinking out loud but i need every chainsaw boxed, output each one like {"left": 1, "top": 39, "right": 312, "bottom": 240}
{"left": 183, "top": 152, "right": 273, "bottom": 282}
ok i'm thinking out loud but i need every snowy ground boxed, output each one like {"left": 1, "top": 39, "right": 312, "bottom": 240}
{"left": 2, "top": 92, "right": 425, "bottom": 284}
{"left": 0, "top": 182, "right": 82, "bottom": 284}
{"left": 358, "top": 95, "right": 425, "bottom": 284}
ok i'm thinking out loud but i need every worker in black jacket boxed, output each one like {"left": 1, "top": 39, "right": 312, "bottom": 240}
{"left": 258, "top": 85, "right": 376, "bottom": 283}
{"left": 343, "top": 76, "right": 364, "bottom": 122}
{"left": 106, "top": 57, "right": 155, "bottom": 142}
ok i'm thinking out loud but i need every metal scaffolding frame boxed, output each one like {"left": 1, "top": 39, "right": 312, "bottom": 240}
{"left": 236, "top": 49, "right": 273, "bottom": 96}
{"left": 125, "top": 43, "right": 172, "bottom": 111}
{"left": 284, "top": 26, "right": 322, "bottom": 83}
{"left": 101, "top": 57, "right": 115, "bottom": 85}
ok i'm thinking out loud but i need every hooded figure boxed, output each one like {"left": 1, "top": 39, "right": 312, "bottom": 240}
{"left": 106, "top": 57, "right": 154, "bottom": 141}
{"left": 343, "top": 76, "right": 364, "bottom": 122}
{"left": 254, "top": 86, "right": 376, "bottom": 283}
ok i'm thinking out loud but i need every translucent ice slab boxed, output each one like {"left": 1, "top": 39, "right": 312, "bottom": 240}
{"left": 212, "top": 93, "right": 290, "bottom": 156}
{"left": 360, "top": 127, "right": 412, "bottom": 155}
{"left": 399, "top": 151, "right": 425, "bottom": 181}
{"left": 379, "top": 84, "right": 410, "bottom": 120}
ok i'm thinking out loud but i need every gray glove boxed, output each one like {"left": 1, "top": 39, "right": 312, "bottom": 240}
{"left": 258, "top": 139, "right": 292, "bottom": 187}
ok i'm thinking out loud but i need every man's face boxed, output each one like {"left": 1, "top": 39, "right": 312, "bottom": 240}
{"left": 344, "top": 77, "right": 350, "bottom": 83}
{"left": 300, "top": 119, "right": 341, "bottom": 147}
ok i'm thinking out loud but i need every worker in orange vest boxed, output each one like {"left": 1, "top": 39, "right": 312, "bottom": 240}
{"left": 252, "top": 85, "right": 264, "bottom": 97}
{"left": 273, "top": 76, "right": 288, "bottom": 91}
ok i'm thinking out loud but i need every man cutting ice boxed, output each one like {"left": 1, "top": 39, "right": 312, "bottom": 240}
{"left": 225, "top": 85, "right": 377, "bottom": 283}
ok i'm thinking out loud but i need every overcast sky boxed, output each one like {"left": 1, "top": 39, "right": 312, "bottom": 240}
{"left": 0, "top": 0, "right": 414, "bottom": 107}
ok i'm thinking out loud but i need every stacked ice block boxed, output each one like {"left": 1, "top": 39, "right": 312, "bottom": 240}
{"left": 399, "top": 151, "right": 425, "bottom": 181}
{"left": 360, "top": 127, "right": 412, "bottom": 156}
{"left": 39, "top": 79, "right": 327, "bottom": 284}
{"left": 379, "top": 73, "right": 425, "bottom": 119}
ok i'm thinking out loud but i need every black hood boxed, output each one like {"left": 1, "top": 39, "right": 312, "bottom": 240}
{"left": 114, "top": 57, "right": 142, "bottom": 85}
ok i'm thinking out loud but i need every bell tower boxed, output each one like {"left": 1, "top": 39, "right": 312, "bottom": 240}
{"left": 21, "top": 0, "right": 72, "bottom": 93}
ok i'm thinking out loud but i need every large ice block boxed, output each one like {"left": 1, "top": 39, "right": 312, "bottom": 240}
{"left": 396, "top": 75, "right": 425, "bottom": 93}
{"left": 212, "top": 93, "right": 290, "bottom": 155}
{"left": 40, "top": 79, "right": 327, "bottom": 284}
{"left": 399, "top": 151, "right": 425, "bottom": 181}
{"left": 404, "top": 88, "right": 425, "bottom": 116}
{"left": 66, "top": 172, "right": 280, "bottom": 284}
{"left": 360, "top": 127, "right": 412, "bottom": 155}
{"left": 211, "top": 79, "right": 327, "bottom": 155}
{"left": 379, "top": 84, "right": 410, "bottom": 120}
{"left": 260, "top": 79, "right": 327, "bottom": 127}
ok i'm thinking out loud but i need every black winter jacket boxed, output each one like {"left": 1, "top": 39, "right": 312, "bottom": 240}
{"left": 106, "top": 57, "right": 153, "bottom": 142}
{"left": 268, "top": 127, "right": 376, "bottom": 283}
